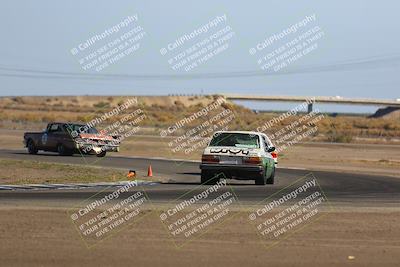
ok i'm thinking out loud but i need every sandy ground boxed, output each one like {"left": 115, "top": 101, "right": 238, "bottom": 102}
{"left": 2, "top": 129, "right": 400, "bottom": 178}
{"left": 0, "top": 204, "right": 399, "bottom": 267}
{"left": 0, "top": 158, "right": 125, "bottom": 184}
{"left": 0, "top": 158, "right": 162, "bottom": 185}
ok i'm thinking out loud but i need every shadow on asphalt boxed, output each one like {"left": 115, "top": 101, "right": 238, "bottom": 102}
{"left": 177, "top": 172, "right": 200, "bottom": 176}
{"left": 13, "top": 152, "right": 96, "bottom": 157}
{"left": 161, "top": 181, "right": 258, "bottom": 186}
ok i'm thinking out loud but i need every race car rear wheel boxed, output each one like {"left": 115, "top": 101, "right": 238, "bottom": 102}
{"left": 255, "top": 169, "right": 267, "bottom": 185}
{"left": 27, "top": 139, "right": 38, "bottom": 155}
{"left": 266, "top": 167, "right": 275, "bottom": 185}
{"left": 201, "top": 170, "right": 220, "bottom": 185}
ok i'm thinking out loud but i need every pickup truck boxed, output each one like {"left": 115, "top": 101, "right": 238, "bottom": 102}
{"left": 23, "top": 122, "right": 120, "bottom": 157}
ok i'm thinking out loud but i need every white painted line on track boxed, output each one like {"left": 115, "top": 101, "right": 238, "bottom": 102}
{"left": 0, "top": 180, "right": 159, "bottom": 191}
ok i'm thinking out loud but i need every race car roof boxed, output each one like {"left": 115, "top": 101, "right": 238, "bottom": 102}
{"left": 213, "top": 130, "right": 265, "bottom": 136}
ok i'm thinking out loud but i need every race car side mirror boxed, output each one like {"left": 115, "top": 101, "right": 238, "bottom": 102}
{"left": 267, "top": 146, "right": 275, "bottom": 152}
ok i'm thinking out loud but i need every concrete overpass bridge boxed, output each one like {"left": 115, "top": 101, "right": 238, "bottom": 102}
{"left": 223, "top": 94, "right": 400, "bottom": 113}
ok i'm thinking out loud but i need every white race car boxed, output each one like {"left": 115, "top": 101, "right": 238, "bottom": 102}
{"left": 200, "top": 131, "right": 277, "bottom": 185}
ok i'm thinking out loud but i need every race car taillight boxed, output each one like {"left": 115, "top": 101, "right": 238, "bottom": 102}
{"left": 243, "top": 156, "right": 262, "bottom": 165}
{"left": 202, "top": 155, "right": 219, "bottom": 163}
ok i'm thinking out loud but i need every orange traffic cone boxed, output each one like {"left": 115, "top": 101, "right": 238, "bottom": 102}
{"left": 127, "top": 170, "right": 136, "bottom": 179}
{"left": 147, "top": 165, "right": 153, "bottom": 177}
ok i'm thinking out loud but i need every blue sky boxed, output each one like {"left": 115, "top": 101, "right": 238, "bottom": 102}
{"left": 0, "top": 1, "right": 399, "bottom": 112}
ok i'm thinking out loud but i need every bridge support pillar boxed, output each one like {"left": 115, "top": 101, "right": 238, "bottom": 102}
{"left": 307, "top": 103, "right": 313, "bottom": 113}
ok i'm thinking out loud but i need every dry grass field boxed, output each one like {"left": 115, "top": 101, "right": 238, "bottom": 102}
{"left": 0, "top": 95, "right": 399, "bottom": 144}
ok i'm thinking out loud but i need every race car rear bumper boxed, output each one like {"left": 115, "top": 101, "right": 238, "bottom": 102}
{"left": 200, "top": 163, "right": 264, "bottom": 179}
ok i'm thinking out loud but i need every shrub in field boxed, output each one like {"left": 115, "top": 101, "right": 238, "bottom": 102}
{"left": 93, "top": 101, "right": 110, "bottom": 109}
{"left": 11, "top": 97, "right": 25, "bottom": 104}
{"left": 174, "top": 100, "right": 184, "bottom": 106}
{"left": 383, "top": 122, "right": 397, "bottom": 131}
{"left": 41, "top": 115, "right": 56, "bottom": 122}
{"left": 326, "top": 129, "right": 354, "bottom": 143}
{"left": 76, "top": 114, "right": 96, "bottom": 123}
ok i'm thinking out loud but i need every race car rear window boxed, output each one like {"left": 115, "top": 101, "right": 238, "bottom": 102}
{"left": 209, "top": 133, "right": 260, "bottom": 148}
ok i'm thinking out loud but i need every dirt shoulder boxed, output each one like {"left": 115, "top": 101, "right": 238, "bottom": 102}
{"left": 0, "top": 206, "right": 399, "bottom": 267}
{"left": 0, "top": 158, "right": 160, "bottom": 185}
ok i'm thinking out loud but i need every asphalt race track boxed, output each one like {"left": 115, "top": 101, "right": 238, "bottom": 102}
{"left": 0, "top": 149, "right": 399, "bottom": 206}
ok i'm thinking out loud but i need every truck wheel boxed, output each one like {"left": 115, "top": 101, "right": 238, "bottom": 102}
{"left": 266, "top": 167, "right": 275, "bottom": 185}
{"left": 201, "top": 170, "right": 220, "bottom": 185}
{"left": 57, "top": 144, "right": 72, "bottom": 156}
{"left": 96, "top": 151, "right": 107, "bottom": 157}
{"left": 27, "top": 140, "right": 38, "bottom": 155}
{"left": 255, "top": 170, "right": 267, "bottom": 185}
